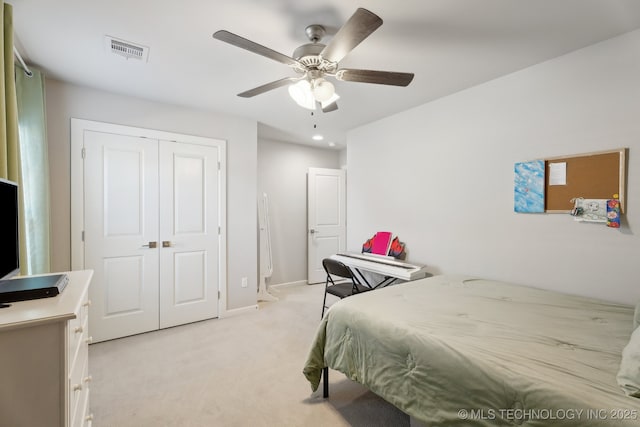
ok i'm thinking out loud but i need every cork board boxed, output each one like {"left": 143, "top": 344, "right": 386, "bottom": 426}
{"left": 545, "top": 148, "right": 626, "bottom": 213}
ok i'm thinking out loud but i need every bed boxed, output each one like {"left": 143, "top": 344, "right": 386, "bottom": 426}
{"left": 303, "top": 275, "right": 640, "bottom": 426}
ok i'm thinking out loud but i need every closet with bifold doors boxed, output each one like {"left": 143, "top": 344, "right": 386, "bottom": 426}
{"left": 71, "top": 119, "right": 227, "bottom": 342}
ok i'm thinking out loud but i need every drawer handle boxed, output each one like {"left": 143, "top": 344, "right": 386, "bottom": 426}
{"left": 74, "top": 326, "right": 84, "bottom": 334}
{"left": 73, "top": 383, "right": 83, "bottom": 392}
{"left": 83, "top": 375, "right": 93, "bottom": 384}
{"left": 85, "top": 336, "right": 94, "bottom": 345}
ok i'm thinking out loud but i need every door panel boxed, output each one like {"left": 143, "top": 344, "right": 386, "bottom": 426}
{"left": 174, "top": 251, "right": 206, "bottom": 303}
{"left": 174, "top": 155, "right": 205, "bottom": 233}
{"left": 311, "top": 236, "right": 341, "bottom": 282}
{"left": 84, "top": 131, "right": 159, "bottom": 342}
{"left": 307, "top": 168, "right": 346, "bottom": 284}
{"left": 315, "top": 175, "right": 340, "bottom": 225}
{"left": 104, "top": 256, "right": 145, "bottom": 315}
{"left": 104, "top": 148, "right": 144, "bottom": 235}
{"left": 159, "top": 140, "right": 220, "bottom": 328}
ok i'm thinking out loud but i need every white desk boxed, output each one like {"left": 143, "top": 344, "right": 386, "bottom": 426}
{"left": 330, "top": 252, "right": 428, "bottom": 287}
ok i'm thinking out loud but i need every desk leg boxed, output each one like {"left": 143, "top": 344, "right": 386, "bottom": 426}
{"left": 352, "top": 268, "right": 372, "bottom": 288}
{"left": 323, "top": 367, "right": 329, "bottom": 398}
{"left": 373, "top": 276, "right": 397, "bottom": 289}
{"left": 353, "top": 270, "right": 402, "bottom": 289}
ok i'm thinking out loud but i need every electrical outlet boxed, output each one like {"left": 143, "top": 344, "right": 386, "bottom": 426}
{"left": 241, "top": 277, "right": 248, "bottom": 288}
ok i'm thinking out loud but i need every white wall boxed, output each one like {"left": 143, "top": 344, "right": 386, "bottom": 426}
{"left": 347, "top": 29, "right": 640, "bottom": 304}
{"left": 257, "top": 138, "right": 340, "bottom": 285}
{"left": 338, "top": 148, "right": 347, "bottom": 169}
{"left": 45, "top": 79, "right": 258, "bottom": 310}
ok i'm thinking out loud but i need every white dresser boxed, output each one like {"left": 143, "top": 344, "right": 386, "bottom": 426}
{"left": 0, "top": 270, "right": 94, "bottom": 427}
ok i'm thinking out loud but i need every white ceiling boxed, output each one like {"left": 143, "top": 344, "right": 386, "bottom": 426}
{"left": 10, "top": 0, "right": 640, "bottom": 148}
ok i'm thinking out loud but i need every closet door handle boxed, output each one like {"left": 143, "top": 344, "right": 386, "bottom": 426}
{"left": 142, "top": 241, "right": 157, "bottom": 248}
{"left": 162, "top": 241, "right": 173, "bottom": 248}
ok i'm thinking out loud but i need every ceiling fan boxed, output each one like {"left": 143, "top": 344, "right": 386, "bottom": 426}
{"left": 212, "top": 8, "right": 414, "bottom": 112}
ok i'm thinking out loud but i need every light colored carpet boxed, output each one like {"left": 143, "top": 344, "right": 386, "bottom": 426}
{"left": 89, "top": 283, "right": 411, "bottom": 426}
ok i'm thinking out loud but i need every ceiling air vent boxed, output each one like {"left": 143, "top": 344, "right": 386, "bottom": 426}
{"left": 105, "top": 36, "right": 149, "bottom": 61}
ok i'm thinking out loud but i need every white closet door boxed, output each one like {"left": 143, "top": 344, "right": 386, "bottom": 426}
{"left": 84, "top": 131, "right": 160, "bottom": 342}
{"left": 158, "top": 140, "right": 220, "bottom": 328}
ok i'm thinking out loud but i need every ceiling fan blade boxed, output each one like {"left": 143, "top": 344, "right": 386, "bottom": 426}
{"left": 213, "top": 30, "right": 303, "bottom": 69}
{"left": 238, "top": 77, "right": 301, "bottom": 98}
{"left": 335, "top": 69, "right": 414, "bottom": 86}
{"left": 320, "top": 8, "right": 383, "bottom": 64}
{"left": 321, "top": 100, "right": 338, "bottom": 113}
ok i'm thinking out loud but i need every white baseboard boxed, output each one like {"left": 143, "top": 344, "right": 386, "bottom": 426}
{"left": 270, "top": 280, "right": 308, "bottom": 289}
{"left": 220, "top": 305, "right": 258, "bottom": 318}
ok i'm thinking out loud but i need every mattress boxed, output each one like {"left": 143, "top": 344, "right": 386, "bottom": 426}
{"left": 303, "top": 275, "right": 640, "bottom": 426}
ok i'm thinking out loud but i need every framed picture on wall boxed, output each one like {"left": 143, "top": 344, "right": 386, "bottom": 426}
{"left": 514, "top": 160, "right": 545, "bottom": 213}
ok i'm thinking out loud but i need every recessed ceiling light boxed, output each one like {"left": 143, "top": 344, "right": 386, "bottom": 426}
{"left": 312, "top": 135, "right": 324, "bottom": 141}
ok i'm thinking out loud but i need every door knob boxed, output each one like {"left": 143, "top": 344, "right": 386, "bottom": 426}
{"left": 142, "top": 241, "right": 157, "bottom": 248}
{"left": 309, "top": 229, "right": 316, "bottom": 234}
{"left": 162, "top": 241, "right": 173, "bottom": 248}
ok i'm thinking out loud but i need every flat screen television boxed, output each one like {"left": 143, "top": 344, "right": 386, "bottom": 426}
{"left": 0, "top": 178, "right": 19, "bottom": 280}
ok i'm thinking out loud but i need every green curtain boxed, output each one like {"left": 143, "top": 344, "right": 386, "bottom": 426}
{"left": 0, "top": 2, "right": 27, "bottom": 275}
{"left": 16, "top": 66, "right": 50, "bottom": 274}
{"left": 2, "top": 2, "right": 50, "bottom": 275}
{"left": 0, "top": 1, "right": 19, "bottom": 181}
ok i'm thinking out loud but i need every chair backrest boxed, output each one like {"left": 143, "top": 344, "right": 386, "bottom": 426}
{"left": 322, "top": 258, "right": 353, "bottom": 279}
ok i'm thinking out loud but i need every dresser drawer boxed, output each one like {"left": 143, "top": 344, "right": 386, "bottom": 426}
{"left": 80, "top": 385, "right": 92, "bottom": 427}
{"left": 79, "top": 398, "right": 93, "bottom": 427}
{"left": 69, "top": 287, "right": 91, "bottom": 427}
{"left": 68, "top": 292, "right": 91, "bottom": 367}
{"left": 69, "top": 345, "right": 90, "bottom": 427}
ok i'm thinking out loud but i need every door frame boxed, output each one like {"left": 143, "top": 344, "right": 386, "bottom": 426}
{"left": 70, "top": 118, "right": 228, "bottom": 314}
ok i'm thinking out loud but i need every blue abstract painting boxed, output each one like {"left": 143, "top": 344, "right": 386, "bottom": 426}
{"left": 514, "top": 160, "right": 545, "bottom": 213}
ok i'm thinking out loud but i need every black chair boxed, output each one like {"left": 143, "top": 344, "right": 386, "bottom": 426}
{"left": 321, "top": 258, "right": 371, "bottom": 318}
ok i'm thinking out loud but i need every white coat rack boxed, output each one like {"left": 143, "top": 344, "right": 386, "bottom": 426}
{"left": 258, "top": 193, "right": 278, "bottom": 301}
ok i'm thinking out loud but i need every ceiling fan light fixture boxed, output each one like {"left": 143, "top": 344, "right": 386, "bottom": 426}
{"left": 288, "top": 80, "right": 316, "bottom": 110}
{"left": 311, "top": 78, "right": 335, "bottom": 102}
{"left": 215, "top": 8, "right": 414, "bottom": 116}
{"left": 320, "top": 93, "right": 340, "bottom": 109}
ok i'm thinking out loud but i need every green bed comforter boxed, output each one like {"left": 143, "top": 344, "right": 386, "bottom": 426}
{"left": 303, "top": 275, "right": 640, "bottom": 426}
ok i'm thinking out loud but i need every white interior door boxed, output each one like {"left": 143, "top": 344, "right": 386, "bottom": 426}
{"left": 84, "top": 131, "right": 160, "bottom": 342}
{"left": 158, "top": 140, "right": 220, "bottom": 328}
{"left": 307, "top": 168, "right": 346, "bottom": 284}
